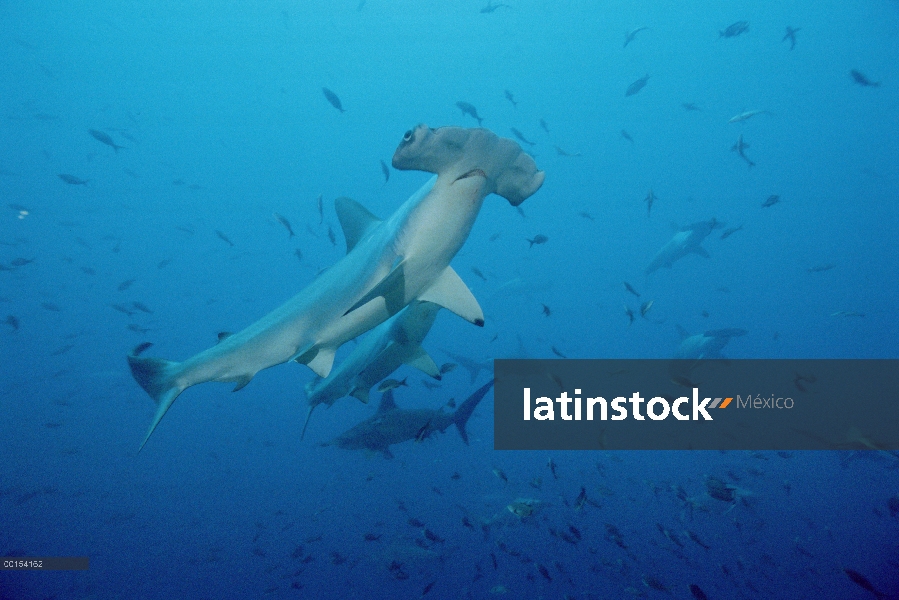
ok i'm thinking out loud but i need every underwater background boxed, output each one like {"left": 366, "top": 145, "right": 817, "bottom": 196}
{"left": 1, "top": 0, "right": 898, "bottom": 598}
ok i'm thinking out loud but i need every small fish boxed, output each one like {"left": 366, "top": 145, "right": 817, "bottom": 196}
{"left": 762, "top": 194, "right": 780, "bottom": 208}
{"left": 322, "top": 87, "right": 345, "bottom": 112}
{"left": 421, "top": 581, "right": 436, "bottom": 596}
{"left": 9, "top": 258, "right": 34, "bottom": 267}
{"left": 807, "top": 263, "right": 835, "bottom": 273}
{"left": 81, "top": 266, "right": 96, "bottom": 275}
{"left": 728, "top": 109, "right": 768, "bottom": 123}
{"left": 623, "top": 26, "right": 649, "bottom": 48}
{"left": 492, "top": 468, "right": 508, "bottom": 483}
{"left": 50, "top": 343, "right": 75, "bottom": 356}
{"left": 316, "top": 194, "right": 324, "bottom": 224}
{"left": 504, "top": 90, "right": 518, "bottom": 108}
{"left": 550, "top": 345, "right": 567, "bottom": 358}
{"left": 624, "top": 282, "right": 641, "bottom": 297}
{"left": 58, "top": 174, "right": 88, "bottom": 185}
{"left": 157, "top": 259, "right": 171, "bottom": 269}
{"left": 782, "top": 26, "right": 800, "bottom": 50}
{"left": 731, "top": 134, "right": 755, "bottom": 168}
{"left": 624, "top": 305, "right": 635, "bottom": 325}
{"left": 326, "top": 225, "right": 336, "bottom": 246}
{"left": 541, "top": 303, "right": 551, "bottom": 317}
{"left": 215, "top": 230, "right": 234, "bottom": 247}
{"left": 274, "top": 213, "right": 295, "bottom": 238}
{"left": 719, "top": 21, "right": 749, "bottom": 38}
{"left": 850, "top": 70, "right": 880, "bottom": 88}
{"left": 578, "top": 211, "right": 594, "bottom": 221}
{"left": 422, "top": 528, "right": 444, "bottom": 543}
{"left": 625, "top": 74, "right": 650, "bottom": 97}
{"left": 689, "top": 584, "right": 709, "bottom": 600}
{"left": 671, "top": 374, "right": 697, "bottom": 388}
{"left": 471, "top": 266, "right": 486, "bottom": 281}
{"left": 640, "top": 300, "right": 653, "bottom": 317}
{"left": 843, "top": 568, "right": 887, "bottom": 598}
{"left": 831, "top": 311, "right": 865, "bottom": 318}
{"left": 538, "top": 564, "right": 552, "bottom": 581}
{"left": 294, "top": 248, "right": 303, "bottom": 261}
{"left": 682, "top": 102, "right": 702, "bottom": 111}
{"left": 4, "top": 315, "right": 19, "bottom": 330}
{"left": 547, "top": 458, "right": 558, "bottom": 479}
{"left": 111, "top": 303, "right": 136, "bottom": 316}
{"left": 539, "top": 118, "right": 549, "bottom": 133}
{"left": 408, "top": 517, "right": 425, "bottom": 528}
{"left": 127, "top": 324, "right": 151, "bottom": 334}
{"left": 41, "top": 302, "right": 61, "bottom": 312}
{"left": 117, "top": 279, "right": 136, "bottom": 291}
{"left": 377, "top": 377, "right": 407, "bottom": 393}
{"left": 414, "top": 420, "right": 432, "bottom": 443}
{"left": 621, "top": 129, "right": 634, "bottom": 143}
{"left": 455, "top": 101, "right": 483, "bottom": 126}
{"left": 480, "top": 2, "right": 510, "bottom": 14}
{"left": 644, "top": 189, "right": 656, "bottom": 217}
{"left": 509, "top": 127, "right": 535, "bottom": 146}
{"left": 379, "top": 159, "right": 390, "bottom": 183}
{"left": 88, "top": 129, "right": 125, "bottom": 152}
{"left": 439, "top": 362, "right": 457, "bottom": 375}
{"left": 527, "top": 234, "right": 548, "bottom": 248}
{"left": 131, "top": 301, "right": 153, "bottom": 314}
{"left": 553, "top": 145, "right": 581, "bottom": 157}
{"left": 720, "top": 225, "right": 743, "bottom": 239}
{"left": 363, "top": 532, "right": 381, "bottom": 541}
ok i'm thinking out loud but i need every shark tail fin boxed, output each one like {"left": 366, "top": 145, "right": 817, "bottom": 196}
{"left": 301, "top": 404, "right": 316, "bottom": 440}
{"left": 127, "top": 344, "right": 185, "bottom": 451}
{"left": 453, "top": 379, "right": 494, "bottom": 445}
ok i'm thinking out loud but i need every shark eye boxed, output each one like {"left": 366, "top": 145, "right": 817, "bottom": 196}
{"left": 403, "top": 129, "right": 414, "bottom": 142}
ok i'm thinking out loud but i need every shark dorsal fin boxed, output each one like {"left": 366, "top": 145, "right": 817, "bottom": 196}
{"left": 217, "top": 332, "right": 233, "bottom": 343}
{"left": 335, "top": 197, "right": 381, "bottom": 254}
{"left": 419, "top": 266, "right": 484, "bottom": 326}
{"left": 377, "top": 389, "right": 398, "bottom": 414}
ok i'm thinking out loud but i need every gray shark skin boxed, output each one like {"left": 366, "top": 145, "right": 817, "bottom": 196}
{"left": 645, "top": 219, "right": 723, "bottom": 275}
{"left": 128, "top": 125, "right": 543, "bottom": 450}
{"left": 302, "top": 300, "right": 442, "bottom": 438}
{"left": 323, "top": 380, "right": 494, "bottom": 458}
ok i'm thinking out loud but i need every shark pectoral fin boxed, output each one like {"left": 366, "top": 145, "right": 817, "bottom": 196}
{"left": 304, "top": 347, "right": 336, "bottom": 378}
{"left": 691, "top": 246, "right": 710, "bottom": 258}
{"left": 344, "top": 261, "right": 407, "bottom": 317}
{"left": 404, "top": 346, "right": 441, "bottom": 378}
{"left": 232, "top": 375, "right": 253, "bottom": 392}
{"left": 335, "top": 197, "right": 382, "bottom": 254}
{"left": 217, "top": 332, "right": 233, "bottom": 343}
{"left": 419, "top": 267, "right": 484, "bottom": 326}
{"left": 349, "top": 386, "right": 370, "bottom": 403}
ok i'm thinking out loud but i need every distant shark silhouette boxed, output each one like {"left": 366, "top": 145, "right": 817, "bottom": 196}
{"left": 645, "top": 219, "right": 723, "bottom": 274}
{"left": 322, "top": 380, "right": 494, "bottom": 458}
{"left": 674, "top": 327, "right": 748, "bottom": 360}
{"left": 128, "top": 125, "right": 544, "bottom": 449}
{"left": 302, "top": 300, "right": 442, "bottom": 438}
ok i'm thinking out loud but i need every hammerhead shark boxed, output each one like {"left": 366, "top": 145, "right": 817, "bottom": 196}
{"left": 322, "top": 380, "right": 494, "bottom": 458}
{"left": 645, "top": 219, "right": 724, "bottom": 275}
{"left": 128, "top": 125, "right": 544, "bottom": 449}
{"left": 302, "top": 300, "right": 443, "bottom": 438}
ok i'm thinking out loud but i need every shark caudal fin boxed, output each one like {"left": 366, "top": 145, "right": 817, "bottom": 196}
{"left": 453, "top": 379, "right": 494, "bottom": 444}
{"left": 127, "top": 343, "right": 185, "bottom": 451}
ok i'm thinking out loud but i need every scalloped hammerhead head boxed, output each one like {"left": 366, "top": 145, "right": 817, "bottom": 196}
{"left": 127, "top": 125, "right": 544, "bottom": 450}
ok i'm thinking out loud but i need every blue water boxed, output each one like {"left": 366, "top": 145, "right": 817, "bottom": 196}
{"left": 2, "top": 1, "right": 898, "bottom": 598}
